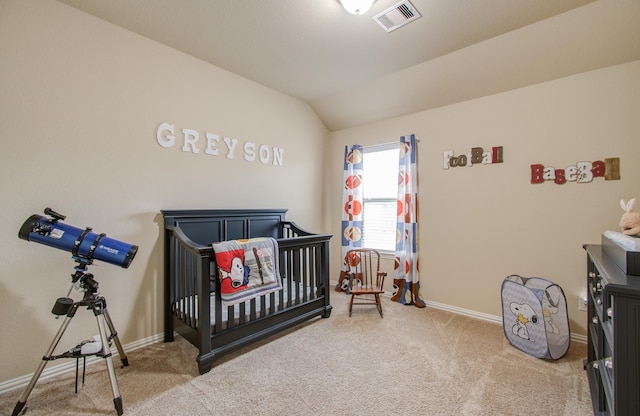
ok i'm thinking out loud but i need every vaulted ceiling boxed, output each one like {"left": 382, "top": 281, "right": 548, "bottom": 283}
{"left": 56, "top": 0, "right": 640, "bottom": 131}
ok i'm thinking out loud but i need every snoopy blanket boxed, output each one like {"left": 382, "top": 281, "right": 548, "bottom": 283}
{"left": 212, "top": 237, "right": 282, "bottom": 305}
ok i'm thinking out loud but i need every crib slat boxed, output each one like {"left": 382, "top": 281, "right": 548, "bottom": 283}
{"left": 302, "top": 246, "right": 309, "bottom": 303}
{"left": 293, "top": 248, "right": 301, "bottom": 305}
{"left": 227, "top": 304, "right": 236, "bottom": 329}
{"left": 313, "top": 244, "right": 321, "bottom": 299}
{"left": 278, "top": 273, "right": 285, "bottom": 312}
{"left": 186, "top": 247, "right": 194, "bottom": 328}
{"left": 269, "top": 291, "right": 275, "bottom": 315}
{"left": 257, "top": 294, "right": 265, "bottom": 319}
{"left": 308, "top": 245, "right": 315, "bottom": 300}
{"left": 214, "top": 288, "right": 223, "bottom": 334}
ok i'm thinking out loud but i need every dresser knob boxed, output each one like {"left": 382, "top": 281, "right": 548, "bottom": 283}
{"left": 597, "top": 298, "right": 602, "bottom": 305}
{"left": 592, "top": 316, "right": 598, "bottom": 324}
{"left": 605, "top": 359, "right": 613, "bottom": 369}
{"left": 593, "top": 362, "right": 599, "bottom": 369}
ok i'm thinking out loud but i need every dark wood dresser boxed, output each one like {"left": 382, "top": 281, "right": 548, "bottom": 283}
{"left": 583, "top": 244, "right": 640, "bottom": 415}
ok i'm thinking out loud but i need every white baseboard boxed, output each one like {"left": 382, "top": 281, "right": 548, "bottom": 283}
{"left": 333, "top": 280, "right": 588, "bottom": 344}
{"left": 425, "top": 299, "right": 587, "bottom": 344}
{"left": 0, "top": 333, "right": 165, "bottom": 395}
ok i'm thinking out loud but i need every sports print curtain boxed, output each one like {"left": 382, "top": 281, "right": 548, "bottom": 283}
{"left": 391, "top": 134, "right": 425, "bottom": 307}
{"left": 335, "top": 144, "right": 364, "bottom": 293}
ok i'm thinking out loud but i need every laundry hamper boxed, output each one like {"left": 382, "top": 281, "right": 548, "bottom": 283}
{"left": 501, "top": 275, "right": 570, "bottom": 359}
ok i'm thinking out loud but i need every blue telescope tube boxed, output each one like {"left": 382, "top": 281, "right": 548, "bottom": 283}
{"left": 19, "top": 214, "right": 138, "bottom": 269}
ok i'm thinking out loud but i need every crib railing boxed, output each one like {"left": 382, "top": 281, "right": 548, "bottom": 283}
{"left": 213, "top": 232, "right": 331, "bottom": 334}
{"left": 164, "top": 225, "right": 211, "bottom": 343}
{"left": 165, "top": 222, "right": 331, "bottom": 340}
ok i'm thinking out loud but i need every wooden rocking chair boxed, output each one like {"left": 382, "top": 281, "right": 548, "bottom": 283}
{"left": 346, "top": 249, "right": 386, "bottom": 317}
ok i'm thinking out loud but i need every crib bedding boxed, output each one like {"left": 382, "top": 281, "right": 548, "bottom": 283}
{"left": 212, "top": 237, "right": 282, "bottom": 305}
{"left": 173, "top": 279, "right": 313, "bottom": 330}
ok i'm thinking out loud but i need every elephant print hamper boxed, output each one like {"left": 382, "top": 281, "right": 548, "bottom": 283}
{"left": 501, "top": 275, "right": 570, "bottom": 359}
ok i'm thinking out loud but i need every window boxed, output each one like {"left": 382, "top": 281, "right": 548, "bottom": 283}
{"left": 362, "top": 143, "right": 398, "bottom": 252}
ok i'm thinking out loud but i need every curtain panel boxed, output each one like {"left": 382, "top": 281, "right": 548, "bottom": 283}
{"left": 391, "top": 134, "right": 425, "bottom": 307}
{"left": 336, "top": 144, "right": 364, "bottom": 293}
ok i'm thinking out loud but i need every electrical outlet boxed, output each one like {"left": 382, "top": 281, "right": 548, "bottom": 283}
{"left": 578, "top": 294, "right": 588, "bottom": 311}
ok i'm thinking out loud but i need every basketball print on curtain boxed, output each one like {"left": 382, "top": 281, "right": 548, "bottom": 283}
{"left": 336, "top": 145, "right": 364, "bottom": 292}
{"left": 391, "top": 134, "right": 425, "bottom": 307}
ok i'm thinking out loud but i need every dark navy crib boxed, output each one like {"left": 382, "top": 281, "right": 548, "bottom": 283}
{"left": 162, "top": 209, "right": 332, "bottom": 374}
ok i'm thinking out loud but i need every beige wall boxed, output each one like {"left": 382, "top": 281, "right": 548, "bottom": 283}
{"left": 0, "top": 1, "right": 328, "bottom": 381}
{"left": 2, "top": 0, "right": 640, "bottom": 386}
{"left": 329, "top": 60, "right": 640, "bottom": 336}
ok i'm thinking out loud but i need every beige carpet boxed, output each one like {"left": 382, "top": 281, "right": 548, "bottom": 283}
{"left": 1, "top": 292, "right": 592, "bottom": 415}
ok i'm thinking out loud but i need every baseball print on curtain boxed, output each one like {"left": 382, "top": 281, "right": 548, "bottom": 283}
{"left": 391, "top": 134, "right": 426, "bottom": 307}
{"left": 335, "top": 144, "right": 364, "bottom": 293}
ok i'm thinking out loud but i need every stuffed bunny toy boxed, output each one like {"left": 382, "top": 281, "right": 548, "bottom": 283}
{"left": 619, "top": 198, "right": 640, "bottom": 236}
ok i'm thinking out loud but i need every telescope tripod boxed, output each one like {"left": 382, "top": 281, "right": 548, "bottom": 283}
{"left": 12, "top": 268, "right": 128, "bottom": 416}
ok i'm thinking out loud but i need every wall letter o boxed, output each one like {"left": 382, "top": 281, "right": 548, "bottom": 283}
{"left": 259, "top": 144, "right": 270, "bottom": 164}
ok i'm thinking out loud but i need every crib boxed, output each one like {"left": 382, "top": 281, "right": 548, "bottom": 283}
{"left": 162, "top": 209, "right": 333, "bottom": 374}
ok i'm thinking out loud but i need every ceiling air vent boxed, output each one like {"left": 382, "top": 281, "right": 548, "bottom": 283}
{"left": 373, "top": 0, "right": 421, "bottom": 33}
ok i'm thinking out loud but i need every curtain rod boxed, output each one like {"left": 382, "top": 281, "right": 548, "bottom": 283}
{"left": 364, "top": 136, "right": 420, "bottom": 152}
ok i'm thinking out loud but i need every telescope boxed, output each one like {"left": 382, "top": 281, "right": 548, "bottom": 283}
{"left": 13, "top": 208, "right": 135, "bottom": 416}
{"left": 19, "top": 208, "right": 138, "bottom": 268}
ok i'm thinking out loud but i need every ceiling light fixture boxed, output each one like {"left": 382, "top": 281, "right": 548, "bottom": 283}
{"left": 339, "top": 0, "right": 376, "bottom": 15}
